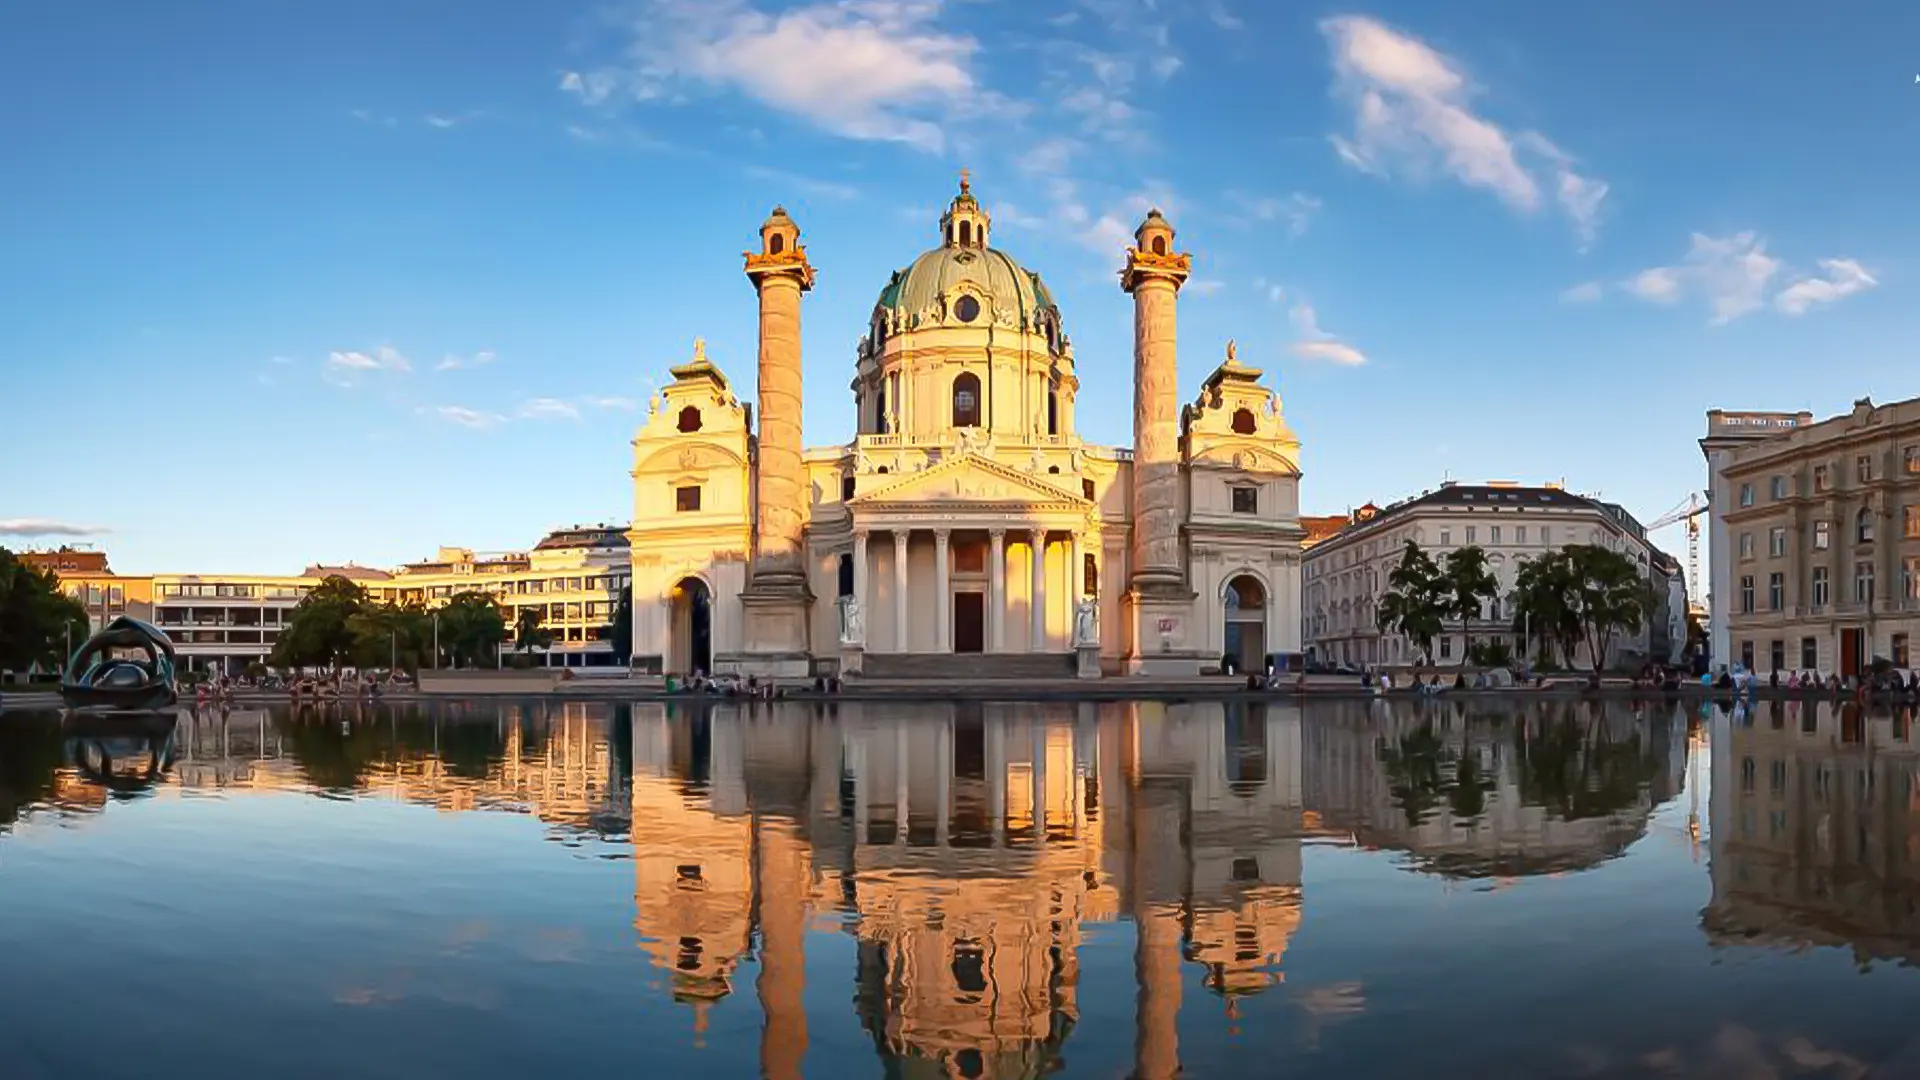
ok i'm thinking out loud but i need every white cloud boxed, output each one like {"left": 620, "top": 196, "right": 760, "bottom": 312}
{"left": 741, "top": 164, "right": 859, "bottom": 200}
{"left": 1187, "top": 278, "right": 1226, "bottom": 297}
{"left": 1287, "top": 300, "right": 1369, "bottom": 366}
{"left": 1559, "top": 281, "right": 1603, "bottom": 304}
{"left": 1320, "top": 15, "right": 1606, "bottom": 248}
{"left": 435, "top": 349, "right": 497, "bottom": 372}
{"left": 1253, "top": 277, "right": 1286, "bottom": 304}
{"left": 1229, "top": 191, "right": 1322, "bottom": 236}
{"left": 428, "top": 406, "right": 508, "bottom": 430}
{"left": 325, "top": 345, "right": 411, "bottom": 386}
{"left": 269, "top": 355, "right": 295, "bottom": 366}
{"left": 1775, "top": 257, "right": 1878, "bottom": 316}
{"left": 566, "top": 0, "right": 989, "bottom": 153}
{"left": 424, "top": 114, "right": 461, "bottom": 129}
{"left": 1622, "top": 232, "right": 1780, "bottom": 324}
{"left": 0, "top": 518, "right": 110, "bottom": 537}
{"left": 518, "top": 397, "right": 581, "bottom": 421}
{"left": 583, "top": 395, "right": 638, "bottom": 411}
{"left": 1020, "top": 137, "right": 1079, "bottom": 176}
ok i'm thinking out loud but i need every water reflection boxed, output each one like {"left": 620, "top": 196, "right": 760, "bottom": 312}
{"left": 1, "top": 698, "right": 1917, "bottom": 1077}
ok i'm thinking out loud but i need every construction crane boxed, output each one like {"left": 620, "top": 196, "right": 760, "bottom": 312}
{"left": 1649, "top": 491, "right": 1708, "bottom": 610}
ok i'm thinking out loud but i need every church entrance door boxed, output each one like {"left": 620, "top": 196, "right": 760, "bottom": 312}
{"left": 954, "top": 592, "right": 985, "bottom": 654}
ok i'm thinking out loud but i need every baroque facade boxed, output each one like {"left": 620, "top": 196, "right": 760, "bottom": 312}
{"left": 1706, "top": 396, "right": 1920, "bottom": 678}
{"left": 628, "top": 178, "right": 1306, "bottom": 678}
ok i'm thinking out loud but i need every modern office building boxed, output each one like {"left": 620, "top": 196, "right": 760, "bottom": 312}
{"left": 1708, "top": 396, "right": 1920, "bottom": 677}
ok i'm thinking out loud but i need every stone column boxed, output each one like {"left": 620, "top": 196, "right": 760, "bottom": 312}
{"left": 852, "top": 531, "right": 870, "bottom": 629}
{"left": 1069, "top": 531, "right": 1084, "bottom": 612}
{"left": 989, "top": 529, "right": 1006, "bottom": 652}
{"left": 1030, "top": 528, "right": 1048, "bottom": 651}
{"left": 1120, "top": 210, "right": 1198, "bottom": 674}
{"left": 894, "top": 530, "right": 910, "bottom": 653}
{"left": 935, "top": 529, "right": 952, "bottom": 652}
{"left": 738, "top": 207, "right": 818, "bottom": 677}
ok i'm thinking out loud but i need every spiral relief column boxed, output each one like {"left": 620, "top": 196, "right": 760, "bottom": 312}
{"left": 737, "top": 207, "right": 817, "bottom": 677}
{"left": 1120, "top": 210, "right": 1199, "bottom": 674}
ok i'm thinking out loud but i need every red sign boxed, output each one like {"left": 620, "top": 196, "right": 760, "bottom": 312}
{"left": 1157, "top": 618, "right": 1177, "bottom": 633}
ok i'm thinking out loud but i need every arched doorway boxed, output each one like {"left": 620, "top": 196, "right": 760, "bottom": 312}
{"left": 1223, "top": 575, "right": 1266, "bottom": 674}
{"left": 669, "top": 578, "right": 712, "bottom": 675}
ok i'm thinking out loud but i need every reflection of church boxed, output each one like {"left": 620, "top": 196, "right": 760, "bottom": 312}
{"left": 1707, "top": 701, "right": 1920, "bottom": 964}
{"left": 627, "top": 701, "right": 1307, "bottom": 1079}
{"left": 625, "top": 177, "right": 1305, "bottom": 679}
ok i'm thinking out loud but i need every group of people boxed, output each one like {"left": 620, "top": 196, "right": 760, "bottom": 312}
{"left": 1756, "top": 667, "right": 1920, "bottom": 698}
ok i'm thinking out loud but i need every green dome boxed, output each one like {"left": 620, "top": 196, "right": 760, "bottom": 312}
{"left": 874, "top": 245, "right": 1058, "bottom": 331}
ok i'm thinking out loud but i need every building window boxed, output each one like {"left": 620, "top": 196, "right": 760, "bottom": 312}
{"left": 1082, "top": 478, "right": 1096, "bottom": 501}
{"left": 952, "top": 372, "right": 982, "bottom": 428}
{"left": 677, "top": 406, "right": 702, "bottom": 433}
{"left": 1231, "top": 407, "right": 1257, "bottom": 435}
{"left": 1814, "top": 521, "right": 1831, "bottom": 550}
{"left": 1740, "top": 641, "right": 1754, "bottom": 670}
{"left": 1857, "top": 453, "right": 1875, "bottom": 483}
{"left": 1739, "top": 532, "right": 1755, "bottom": 560}
{"left": 1769, "top": 573, "right": 1783, "bottom": 611}
{"left": 1814, "top": 464, "right": 1830, "bottom": 492}
{"left": 1770, "top": 475, "right": 1788, "bottom": 500}
{"left": 768, "top": 233, "right": 784, "bottom": 255}
{"left": 1856, "top": 508, "right": 1875, "bottom": 543}
{"left": 1739, "top": 483, "right": 1754, "bottom": 507}
{"left": 1466, "top": 526, "right": 1477, "bottom": 544}
{"left": 1769, "top": 527, "right": 1786, "bottom": 558}
{"left": 1515, "top": 526, "right": 1526, "bottom": 544}
{"left": 875, "top": 380, "right": 890, "bottom": 434}
{"left": 1152, "top": 235, "right": 1168, "bottom": 256}
{"left": 1906, "top": 446, "right": 1920, "bottom": 475}
{"left": 1048, "top": 389, "right": 1060, "bottom": 435}
{"left": 1740, "top": 575, "right": 1754, "bottom": 614}
{"left": 1812, "top": 567, "right": 1830, "bottom": 606}
{"left": 1231, "top": 486, "right": 1258, "bottom": 514}
{"left": 1906, "top": 505, "right": 1919, "bottom": 539}
{"left": 676, "top": 486, "right": 702, "bottom": 513}
{"left": 954, "top": 293, "right": 981, "bottom": 323}
{"left": 1854, "top": 561, "right": 1874, "bottom": 603}
{"left": 1490, "top": 525, "right": 1501, "bottom": 545}
{"left": 1439, "top": 636, "right": 1452, "bottom": 659}
{"left": 1802, "top": 637, "right": 1818, "bottom": 669}
{"left": 1895, "top": 633, "right": 1911, "bottom": 669}
{"left": 842, "top": 474, "right": 856, "bottom": 501}
{"left": 837, "top": 554, "right": 854, "bottom": 597}
{"left": 1769, "top": 640, "right": 1785, "bottom": 671}
{"left": 1906, "top": 557, "right": 1920, "bottom": 600}
{"left": 1083, "top": 554, "right": 1098, "bottom": 597}
{"left": 1439, "top": 529, "right": 1452, "bottom": 546}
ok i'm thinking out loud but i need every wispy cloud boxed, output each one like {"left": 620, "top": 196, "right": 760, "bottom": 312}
{"left": 1253, "top": 277, "right": 1286, "bottom": 304}
{"left": 348, "top": 108, "right": 398, "bottom": 128}
{"left": 1186, "top": 278, "right": 1226, "bottom": 298}
{"left": 426, "top": 406, "right": 509, "bottom": 430}
{"left": 518, "top": 397, "right": 581, "bottom": 421}
{"left": 325, "top": 345, "right": 412, "bottom": 387}
{"left": 1775, "top": 258, "right": 1878, "bottom": 316}
{"left": 582, "top": 395, "right": 637, "bottom": 411}
{"left": 1288, "top": 300, "right": 1369, "bottom": 366}
{"left": 0, "top": 518, "right": 111, "bottom": 537}
{"left": 741, "top": 164, "right": 859, "bottom": 200}
{"left": 1621, "top": 232, "right": 1781, "bottom": 324}
{"left": 1320, "top": 15, "right": 1607, "bottom": 248}
{"left": 422, "top": 110, "right": 483, "bottom": 130}
{"left": 435, "top": 350, "right": 497, "bottom": 372}
{"left": 1227, "top": 191, "right": 1322, "bottom": 236}
{"left": 424, "top": 394, "right": 630, "bottom": 429}
{"left": 1559, "top": 281, "right": 1603, "bottom": 304}
{"left": 562, "top": 0, "right": 995, "bottom": 153}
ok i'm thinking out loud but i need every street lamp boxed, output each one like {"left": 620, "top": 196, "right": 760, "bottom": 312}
{"left": 432, "top": 612, "right": 440, "bottom": 670}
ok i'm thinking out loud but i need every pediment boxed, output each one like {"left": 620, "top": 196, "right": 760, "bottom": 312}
{"left": 851, "top": 453, "right": 1086, "bottom": 508}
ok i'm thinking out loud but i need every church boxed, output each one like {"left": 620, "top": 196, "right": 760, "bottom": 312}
{"left": 626, "top": 177, "right": 1306, "bottom": 678}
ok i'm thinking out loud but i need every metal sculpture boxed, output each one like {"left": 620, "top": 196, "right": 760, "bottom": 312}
{"left": 59, "top": 616, "right": 179, "bottom": 713}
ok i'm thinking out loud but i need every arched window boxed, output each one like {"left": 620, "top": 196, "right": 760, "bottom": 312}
{"left": 1231, "top": 407, "right": 1256, "bottom": 435}
{"left": 958, "top": 221, "right": 972, "bottom": 247}
{"left": 1047, "top": 388, "right": 1059, "bottom": 435}
{"left": 677, "top": 405, "right": 702, "bottom": 433}
{"left": 1857, "top": 507, "right": 1875, "bottom": 543}
{"left": 837, "top": 553, "right": 854, "bottom": 597}
{"left": 874, "top": 380, "right": 889, "bottom": 434}
{"left": 1151, "top": 235, "right": 1167, "bottom": 256}
{"left": 768, "top": 233, "right": 784, "bottom": 255}
{"left": 1225, "top": 575, "right": 1265, "bottom": 610}
{"left": 1083, "top": 554, "right": 1098, "bottom": 597}
{"left": 952, "top": 372, "right": 981, "bottom": 428}
{"left": 1047, "top": 465, "right": 1060, "bottom": 474}
{"left": 840, "top": 474, "right": 855, "bottom": 501}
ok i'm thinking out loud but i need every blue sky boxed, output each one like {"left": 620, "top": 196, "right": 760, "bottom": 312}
{"left": 3, "top": 0, "right": 1916, "bottom": 575}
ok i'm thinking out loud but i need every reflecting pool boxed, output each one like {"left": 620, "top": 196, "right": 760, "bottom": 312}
{"left": 1, "top": 698, "right": 1917, "bottom": 1078}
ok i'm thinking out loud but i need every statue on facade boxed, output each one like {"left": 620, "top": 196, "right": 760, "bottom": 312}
{"left": 1073, "top": 598, "right": 1098, "bottom": 647}
{"left": 838, "top": 594, "right": 864, "bottom": 646}
{"left": 60, "top": 616, "right": 179, "bottom": 713}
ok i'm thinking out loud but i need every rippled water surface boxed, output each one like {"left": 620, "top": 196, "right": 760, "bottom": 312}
{"left": 2, "top": 698, "right": 1917, "bottom": 1078}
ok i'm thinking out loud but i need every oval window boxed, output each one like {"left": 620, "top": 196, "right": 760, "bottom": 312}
{"left": 954, "top": 295, "right": 981, "bottom": 323}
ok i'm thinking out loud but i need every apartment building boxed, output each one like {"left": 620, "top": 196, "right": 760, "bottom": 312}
{"left": 1302, "top": 481, "right": 1683, "bottom": 669}
{"left": 1711, "top": 396, "right": 1920, "bottom": 678}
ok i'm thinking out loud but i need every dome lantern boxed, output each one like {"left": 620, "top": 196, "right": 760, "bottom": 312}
{"left": 939, "top": 169, "right": 991, "bottom": 250}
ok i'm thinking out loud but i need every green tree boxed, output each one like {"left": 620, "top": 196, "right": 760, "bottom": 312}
{"left": 514, "top": 606, "right": 554, "bottom": 655}
{"left": 1511, "top": 551, "right": 1582, "bottom": 667}
{"left": 436, "top": 591, "right": 507, "bottom": 668}
{"left": 347, "top": 601, "right": 433, "bottom": 672}
{"left": 1377, "top": 540, "right": 1447, "bottom": 664}
{"left": 269, "top": 575, "right": 369, "bottom": 670}
{"left": 1441, "top": 546, "right": 1499, "bottom": 665}
{"left": 608, "top": 584, "right": 633, "bottom": 664}
{"left": 0, "top": 548, "right": 90, "bottom": 676}
{"left": 1565, "top": 544, "right": 1653, "bottom": 673}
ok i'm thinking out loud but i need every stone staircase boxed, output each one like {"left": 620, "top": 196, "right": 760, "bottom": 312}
{"left": 859, "top": 652, "right": 1076, "bottom": 680}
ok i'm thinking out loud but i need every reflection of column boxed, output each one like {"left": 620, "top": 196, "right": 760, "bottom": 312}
{"left": 989, "top": 529, "right": 1006, "bottom": 652}
{"left": 936, "top": 718, "right": 952, "bottom": 847}
{"left": 1030, "top": 528, "right": 1047, "bottom": 651}
{"left": 896, "top": 720, "right": 910, "bottom": 843}
{"left": 894, "top": 530, "right": 910, "bottom": 653}
{"left": 1135, "top": 905, "right": 1184, "bottom": 1080}
{"left": 755, "top": 821, "right": 808, "bottom": 1080}
{"left": 935, "top": 529, "right": 952, "bottom": 652}
{"left": 1033, "top": 723, "right": 1049, "bottom": 845}
{"left": 988, "top": 716, "right": 1006, "bottom": 846}
{"left": 851, "top": 736, "right": 869, "bottom": 845}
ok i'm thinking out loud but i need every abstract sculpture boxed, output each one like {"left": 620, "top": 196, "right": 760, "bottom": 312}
{"left": 60, "top": 616, "right": 179, "bottom": 713}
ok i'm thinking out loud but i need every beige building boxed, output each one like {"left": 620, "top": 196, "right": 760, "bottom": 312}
{"left": 627, "top": 178, "right": 1306, "bottom": 678}
{"left": 1302, "top": 482, "right": 1683, "bottom": 669}
{"left": 1708, "top": 396, "right": 1920, "bottom": 678}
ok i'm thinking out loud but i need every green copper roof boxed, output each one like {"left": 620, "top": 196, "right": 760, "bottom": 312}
{"left": 874, "top": 244, "right": 1058, "bottom": 326}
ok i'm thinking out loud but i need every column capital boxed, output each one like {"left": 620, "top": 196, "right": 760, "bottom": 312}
{"left": 934, "top": 528, "right": 952, "bottom": 543}
{"left": 893, "top": 529, "right": 910, "bottom": 549}
{"left": 989, "top": 527, "right": 1007, "bottom": 541}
